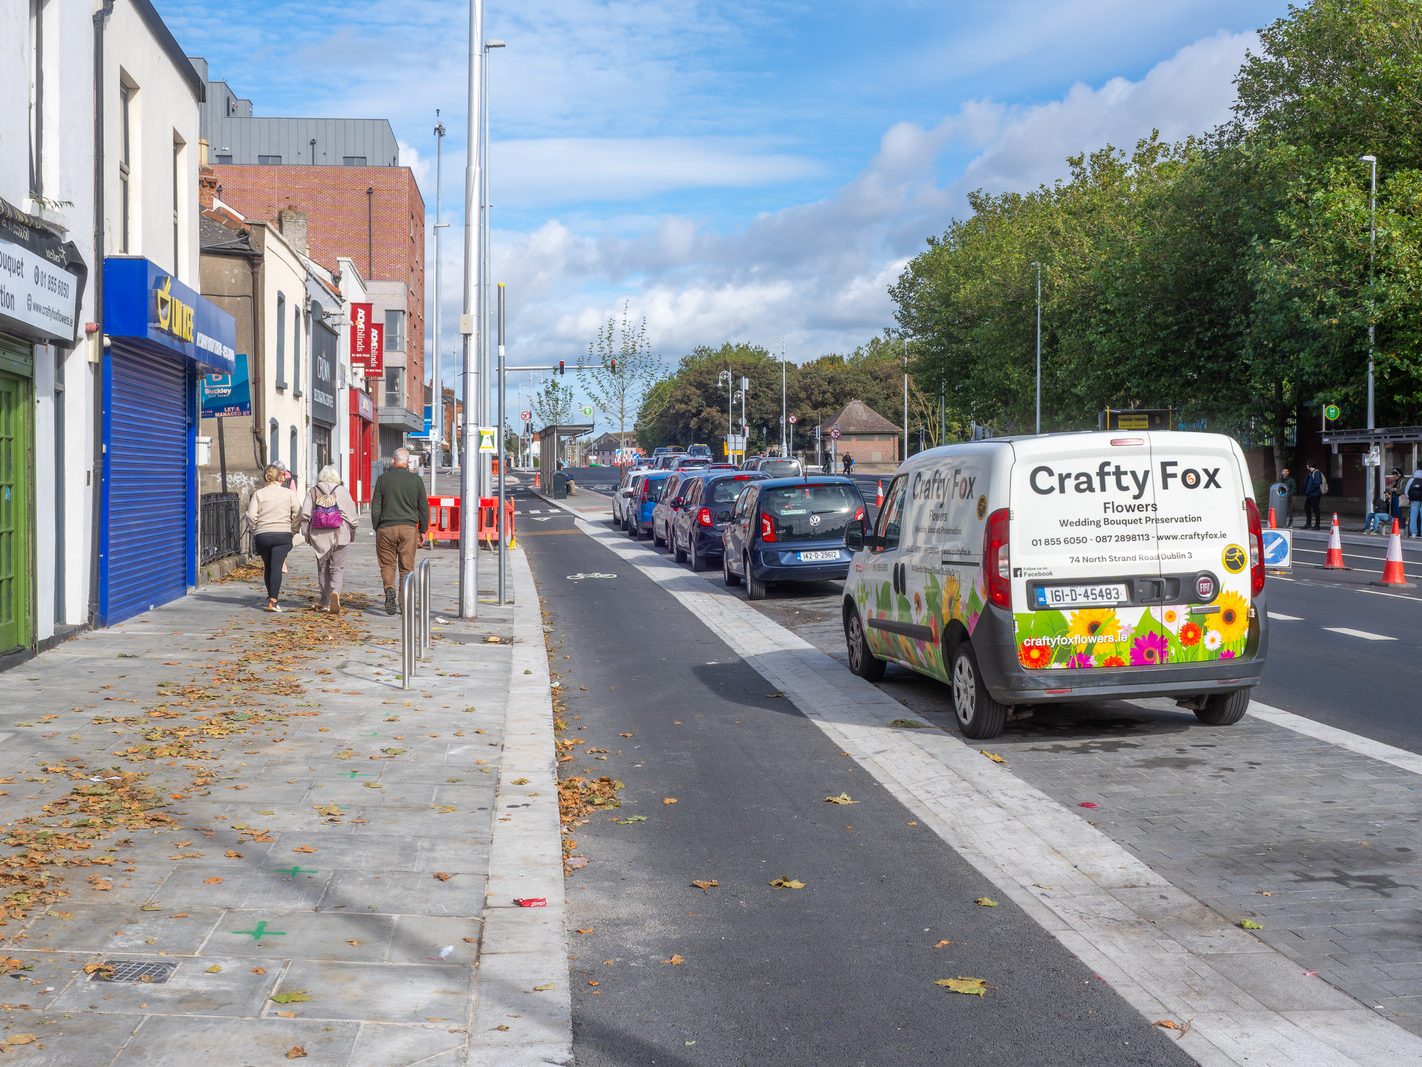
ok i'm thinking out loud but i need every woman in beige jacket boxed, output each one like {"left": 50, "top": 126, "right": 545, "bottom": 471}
{"left": 298, "top": 465, "right": 360, "bottom": 614}
{"left": 245, "top": 465, "right": 300, "bottom": 612}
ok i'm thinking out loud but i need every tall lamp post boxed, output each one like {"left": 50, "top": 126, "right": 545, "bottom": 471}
{"left": 902, "top": 342, "right": 909, "bottom": 460}
{"left": 1361, "top": 154, "right": 1378, "bottom": 506}
{"left": 1031, "top": 260, "right": 1042, "bottom": 434}
{"left": 718, "top": 369, "right": 733, "bottom": 458}
{"left": 458, "top": 0, "right": 485, "bottom": 618}
{"left": 477, "top": 38, "right": 505, "bottom": 504}
{"left": 430, "top": 114, "right": 447, "bottom": 495}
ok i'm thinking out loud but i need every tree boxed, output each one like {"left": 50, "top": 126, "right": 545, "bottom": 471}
{"left": 530, "top": 377, "right": 575, "bottom": 428}
{"left": 581, "top": 303, "right": 660, "bottom": 458}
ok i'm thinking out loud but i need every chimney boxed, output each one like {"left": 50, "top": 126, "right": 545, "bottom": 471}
{"left": 198, "top": 166, "right": 219, "bottom": 211}
{"left": 277, "top": 209, "right": 308, "bottom": 256}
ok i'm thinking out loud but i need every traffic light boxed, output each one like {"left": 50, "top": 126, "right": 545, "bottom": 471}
{"left": 557, "top": 360, "right": 565, "bottom": 376}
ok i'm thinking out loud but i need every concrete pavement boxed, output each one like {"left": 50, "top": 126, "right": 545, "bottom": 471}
{"left": 0, "top": 537, "right": 569, "bottom": 1065}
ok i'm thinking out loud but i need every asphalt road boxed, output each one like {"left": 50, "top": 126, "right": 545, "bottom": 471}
{"left": 518, "top": 494, "right": 1189, "bottom": 1067}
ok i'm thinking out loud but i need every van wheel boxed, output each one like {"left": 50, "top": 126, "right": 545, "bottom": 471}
{"left": 1194, "top": 688, "right": 1251, "bottom": 726}
{"left": 723, "top": 551, "right": 741, "bottom": 587}
{"left": 950, "top": 642, "right": 1008, "bottom": 740}
{"left": 746, "top": 557, "right": 768, "bottom": 601}
{"left": 845, "top": 608, "right": 886, "bottom": 681}
{"left": 674, "top": 534, "right": 688, "bottom": 564}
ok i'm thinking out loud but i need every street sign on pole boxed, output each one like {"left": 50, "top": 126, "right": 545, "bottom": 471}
{"left": 519, "top": 409, "right": 531, "bottom": 423}
{"left": 1262, "top": 529, "right": 1292, "bottom": 573}
{"left": 1324, "top": 403, "right": 1341, "bottom": 422}
{"left": 788, "top": 414, "right": 798, "bottom": 425}
{"left": 829, "top": 427, "right": 842, "bottom": 440}
{"left": 477, "top": 426, "right": 497, "bottom": 454}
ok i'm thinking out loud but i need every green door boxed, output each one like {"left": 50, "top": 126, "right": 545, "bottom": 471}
{"left": 0, "top": 369, "right": 31, "bottom": 653}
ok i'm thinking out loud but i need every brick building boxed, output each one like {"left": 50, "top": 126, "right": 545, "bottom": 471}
{"left": 211, "top": 164, "right": 425, "bottom": 458}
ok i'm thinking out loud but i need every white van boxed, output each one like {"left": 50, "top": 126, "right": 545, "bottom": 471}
{"left": 841, "top": 431, "right": 1268, "bottom": 739}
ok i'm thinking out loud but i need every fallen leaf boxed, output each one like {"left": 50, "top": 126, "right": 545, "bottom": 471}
{"left": 275, "top": 1010, "right": 297, "bottom": 1019}
{"left": 224, "top": 850, "right": 242, "bottom": 859}
{"left": 935, "top": 976, "right": 986, "bottom": 996}
{"left": 511, "top": 777, "right": 530, "bottom": 786}
{"left": 1078, "top": 801, "right": 1099, "bottom": 809}
{"left": 769, "top": 877, "right": 806, "bottom": 890}
{"left": 433, "top": 872, "right": 454, "bottom": 882}
{"left": 979, "top": 750, "right": 1006, "bottom": 764}
{"left": 139, "top": 904, "right": 163, "bottom": 912}
{"left": 1259, "top": 890, "right": 1274, "bottom": 896}
{"left": 4, "top": 1035, "right": 37, "bottom": 1046}
{"left": 285, "top": 1046, "right": 308, "bottom": 1059}
{"left": 252, "top": 967, "right": 267, "bottom": 975}
{"left": 494, "top": 1024, "right": 510, "bottom": 1032}
{"left": 531, "top": 982, "right": 555, "bottom": 992}
{"left": 587, "top": 979, "right": 600, "bottom": 987}
{"left": 934, "top": 939, "right": 955, "bottom": 948}
{"left": 270, "top": 991, "right": 312, "bottom": 1004}
{"left": 575, "top": 928, "right": 595, "bottom": 935}
{"left": 433, "top": 805, "right": 456, "bottom": 814}
{"left": 202, "top": 877, "right": 223, "bottom": 885}
{"left": 974, "top": 897, "right": 999, "bottom": 907}
{"left": 291, "top": 845, "right": 318, "bottom": 854}
{"left": 889, "top": 718, "right": 929, "bottom": 729}
{"left": 205, "top": 964, "right": 222, "bottom": 973}
{"left": 691, "top": 880, "right": 719, "bottom": 893}
{"left": 824, "top": 792, "right": 857, "bottom": 805}
{"left": 663, "top": 954, "right": 685, "bottom": 965}
{"left": 84, "top": 962, "right": 115, "bottom": 978}
{"left": 1240, "top": 919, "right": 1263, "bottom": 930}
{"left": 615, "top": 815, "right": 647, "bottom": 824}
{"left": 346, "top": 939, "right": 361, "bottom": 946}
{"left": 619, "top": 732, "right": 634, "bottom": 738}
{"left": 662, "top": 797, "right": 678, "bottom": 805}
{"left": 1155, "top": 1019, "right": 1182, "bottom": 1032}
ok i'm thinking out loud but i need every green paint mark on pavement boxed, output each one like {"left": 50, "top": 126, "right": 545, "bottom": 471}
{"left": 232, "top": 920, "right": 287, "bottom": 942}
{"left": 273, "top": 865, "right": 317, "bottom": 879}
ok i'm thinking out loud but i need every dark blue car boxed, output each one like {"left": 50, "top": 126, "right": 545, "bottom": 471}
{"left": 721, "top": 476, "right": 868, "bottom": 599}
{"left": 668, "top": 470, "right": 768, "bottom": 570}
{"left": 624, "top": 470, "right": 674, "bottom": 540}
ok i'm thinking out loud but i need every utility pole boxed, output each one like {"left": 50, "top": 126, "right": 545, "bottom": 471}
{"left": 902, "top": 343, "right": 909, "bottom": 460}
{"left": 739, "top": 376, "right": 749, "bottom": 455}
{"left": 496, "top": 283, "right": 507, "bottom": 603}
{"left": 458, "top": 0, "right": 485, "bottom": 618}
{"left": 430, "top": 113, "right": 447, "bottom": 495}
{"left": 1032, "top": 260, "right": 1042, "bottom": 434}
{"left": 780, "top": 340, "right": 787, "bottom": 455}
{"left": 1362, "top": 154, "right": 1378, "bottom": 509}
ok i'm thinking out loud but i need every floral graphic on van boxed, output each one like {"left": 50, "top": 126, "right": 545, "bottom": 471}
{"left": 1066, "top": 608, "right": 1120, "bottom": 647}
{"left": 1018, "top": 642, "right": 1052, "bottom": 669}
{"left": 1130, "top": 631, "right": 1169, "bottom": 666}
{"left": 1178, "top": 622, "right": 1202, "bottom": 647}
{"left": 1213, "top": 592, "right": 1249, "bottom": 643}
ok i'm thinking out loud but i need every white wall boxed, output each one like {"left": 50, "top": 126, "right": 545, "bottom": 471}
{"left": 252, "top": 224, "right": 310, "bottom": 494}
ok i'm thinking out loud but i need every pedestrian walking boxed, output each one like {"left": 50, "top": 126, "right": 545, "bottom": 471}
{"left": 841, "top": 452, "right": 854, "bottom": 476}
{"left": 1302, "top": 461, "right": 1326, "bottom": 530}
{"left": 246, "top": 464, "right": 300, "bottom": 612}
{"left": 371, "top": 447, "right": 429, "bottom": 615}
{"left": 299, "top": 465, "right": 359, "bottom": 615}
{"left": 1406, "top": 468, "right": 1422, "bottom": 538}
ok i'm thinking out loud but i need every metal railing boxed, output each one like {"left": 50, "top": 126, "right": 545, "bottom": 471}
{"left": 200, "top": 493, "right": 242, "bottom": 563}
{"left": 400, "top": 559, "right": 433, "bottom": 689}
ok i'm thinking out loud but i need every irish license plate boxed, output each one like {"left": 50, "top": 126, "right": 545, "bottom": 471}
{"left": 1034, "top": 583, "right": 1127, "bottom": 609}
{"left": 798, "top": 550, "right": 839, "bottom": 562}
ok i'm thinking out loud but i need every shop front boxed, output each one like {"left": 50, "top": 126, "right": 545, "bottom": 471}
{"left": 0, "top": 201, "right": 86, "bottom": 657}
{"left": 349, "top": 386, "right": 374, "bottom": 504}
{"left": 310, "top": 308, "right": 339, "bottom": 481}
{"left": 101, "top": 258, "right": 235, "bottom": 626}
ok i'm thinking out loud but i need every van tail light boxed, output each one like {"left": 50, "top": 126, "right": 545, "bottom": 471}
{"left": 1244, "top": 497, "right": 1266, "bottom": 597}
{"left": 697, "top": 507, "right": 714, "bottom": 528}
{"left": 983, "top": 508, "right": 1011, "bottom": 608}
{"left": 760, "top": 513, "right": 776, "bottom": 542}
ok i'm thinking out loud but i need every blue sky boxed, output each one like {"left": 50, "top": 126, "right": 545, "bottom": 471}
{"left": 157, "top": 0, "right": 1292, "bottom": 410}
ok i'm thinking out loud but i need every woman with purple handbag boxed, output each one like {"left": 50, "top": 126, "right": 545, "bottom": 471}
{"left": 299, "top": 465, "right": 360, "bottom": 614}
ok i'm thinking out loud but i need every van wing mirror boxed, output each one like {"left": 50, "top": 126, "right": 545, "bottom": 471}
{"left": 845, "top": 523, "right": 865, "bottom": 552}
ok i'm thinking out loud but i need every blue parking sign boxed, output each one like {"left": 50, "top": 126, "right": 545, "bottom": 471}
{"left": 1262, "top": 529, "right": 1291, "bottom": 570}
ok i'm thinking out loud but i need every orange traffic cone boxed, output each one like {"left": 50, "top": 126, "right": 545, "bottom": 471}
{"left": 1323, "top": 512, "right": 1348, "bottom": 569}
{"left": 533, "top": 471, "right": 540, "bottom": 490}
{"left": 1268, "top": 507, "right": 1277, "bottom": 530}
{"left": 875, "top": 480, "right": 885, "bottom": 507}
{"left": 1374, "top": 519, "right": 1414, "bottom": 587}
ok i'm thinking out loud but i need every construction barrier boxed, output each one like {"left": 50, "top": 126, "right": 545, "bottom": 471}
{"left": 427, "top": 496, "right": 461, "bottom": 545}
{"left": 476, "top": 497, "right": 517, "bottom": 548}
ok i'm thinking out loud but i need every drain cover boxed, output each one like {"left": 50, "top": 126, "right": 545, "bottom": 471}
{"left": 90, "top": 960, "right": 177, "bottom": 984}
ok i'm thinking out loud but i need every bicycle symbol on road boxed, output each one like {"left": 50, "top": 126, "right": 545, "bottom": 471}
{"left": 566, "top": 572, "right": 618, "bottom": 582}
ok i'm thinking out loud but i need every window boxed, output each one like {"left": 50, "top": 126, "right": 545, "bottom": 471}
{"left": 257, "top": 154, "right": 282, "bottom": 165}
{"left": 290, "top": 429, "right": 299, "bottom": 482}
{"left": 342, "top": 156, "right": 367, "bottom": 166}
{"left": 28, "top": 0, "right": 43, "bottom": 198}
{"left": 215, "top": 153, "right": 232, "bottom": 164}
{"left": 119, "top": 80, "right": 133, "bottom": 253}
{"left": 384, "top": 367, "right": 403, "bottom": 409}
{"left": 275, "top": 293, "right": 287, "bottom": 389}
{"left": 269, "top": 419, "right": 280, "bottom": 466}
{"left": 875, "top": 476, "right": 908, "bottom": 552}
{"left": 171, "top": 134, "right": 183, "bottom": 273}
{"left": 384, "top": 310, "right": 404, "bottom": 351}
{"left": 292, "top": 307, "right": 302, "bottom": 397}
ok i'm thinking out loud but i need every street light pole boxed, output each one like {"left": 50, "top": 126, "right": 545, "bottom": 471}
{"left": 780, "top": 342, "right": 787, "bottom": 455}
{"left": 430, "top": 114, "right": 447, "bottom": 496}
{"left": 902, "top": 343, "right": 909, "bottom": 460}
{"left": 718, "top": 369, "right": 732, "bottom": 458}
{"left": 458, "top": 0, "right": 485, "bottom": 618}
{"left": 1031, "top": 261, "right": 1042, "bottom": 434}
{"left": 1362, "top": 154, "right": 1378, "bottom": 506}
{"left": 478, "top": 39, "right": 505, "bottom": 507}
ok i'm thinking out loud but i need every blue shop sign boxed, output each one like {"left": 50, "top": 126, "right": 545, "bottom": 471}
{"left": 103, "top": 257, "right": 236, "bottom": 373}
{"left": 200, "top": 353, "right": 252, "bottom": 417}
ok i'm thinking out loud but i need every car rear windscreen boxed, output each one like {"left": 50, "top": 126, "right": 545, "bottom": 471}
{"left": 710, "top": 479, "right": 756, "bottom": 504}
{"left": 644, "top": 478, "right": 669, "bottom": 501}
{"left": 761, "top": 484, "right": 859, "bottom": 539}
{"left": 760, "top": 461, "right": 801, "bottom": 478}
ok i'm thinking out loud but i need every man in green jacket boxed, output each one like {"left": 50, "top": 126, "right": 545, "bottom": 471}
{"left": 371, "top": 448, "right": 429, "bottom": 614}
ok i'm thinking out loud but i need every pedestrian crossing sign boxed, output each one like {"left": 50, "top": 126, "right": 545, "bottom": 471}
{"left": 478, "top": 427, "right": 497, "bottom": 454}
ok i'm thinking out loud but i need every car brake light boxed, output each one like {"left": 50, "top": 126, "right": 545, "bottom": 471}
{"left": 640, "top": 483, "right": 650, "bottom": 501}
{"left": 1244, "top": 497, "right": 1266, "bottom": 597}
{"left": 983, "top": 508, "right": 1010, "bottom": 608}
{"left": 853, "top": 505, "right": 865, "bottom": 525}
{"left": 697, "top": 507, "right": 713, "bottom": 527}
{"left": 760, "top": 513, "right": 776, "bottom": 542}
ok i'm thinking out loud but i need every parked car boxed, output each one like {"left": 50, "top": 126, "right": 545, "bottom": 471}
{"left": 669, "top": 471, "right": 768, "bottom": 570}
{"left": 745, "top": 457, "right": 804, "bottom": 478}
{"left": 651, "top": 471, "right": 705, "bottom": 548}
{"left": 722, "top": 476, "right": 868, "bottom": 600}
{"left": 625, "top": 470, "right": 674, "bottom": 540}
{"left": 687, "top": 443, "right": 713, "bottom": 461}
{"left": 654, "top": 453, "right": 687, "bottom": 470}
{"left": 671, "top": 455, "right": 710, "bottom": 471}
{"left": 613, "top": 465, "right": 642, "bottom": 526}
{"left": 839, "top": 431, "right": 1267, "bottom": 740}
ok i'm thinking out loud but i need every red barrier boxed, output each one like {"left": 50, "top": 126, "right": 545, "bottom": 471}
{"left": 428, "top": 496, "right": 461, "bottom": 545}
{"left": 476, "top": 498, "right": 517, "bottom": 548}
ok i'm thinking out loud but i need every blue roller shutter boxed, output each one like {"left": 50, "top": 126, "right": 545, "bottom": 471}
{"left": 100, "top": 345, "right": 194, "bottom": 625}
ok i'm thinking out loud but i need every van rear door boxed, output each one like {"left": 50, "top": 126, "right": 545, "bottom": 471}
{"left": 1009, "top": 436, "right": 1165, "bottom": 672}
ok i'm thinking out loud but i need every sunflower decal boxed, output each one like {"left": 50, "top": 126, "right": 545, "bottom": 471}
{"left": 1213, "top": 591, "right": 1249, "bottom": 643}
{"left": 1067, "top": 608, "right": 1120, "bottom": 648}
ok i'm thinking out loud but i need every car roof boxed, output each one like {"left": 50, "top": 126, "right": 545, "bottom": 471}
{"left": 756, "top": 475, "right": 859, "bottom": 489}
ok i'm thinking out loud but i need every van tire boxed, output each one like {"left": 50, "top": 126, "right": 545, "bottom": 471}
{"left": 1194, "top": 688, "right": 1251, "bottom": 726}
{"left": 723, "top": 552, "right": 741, "bottom": 587}
{"left": 844, "top": 607, "right": 886, "bottom": 681}
{"left": 950, "top": 642, "right": 1008, "bottom": 740}
{"left": 746, "top": 557, "right": 768, "bottom": 601}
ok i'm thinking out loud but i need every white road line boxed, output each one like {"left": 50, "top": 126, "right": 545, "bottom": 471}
{"left": 1323, "top": 626, "right": 1397, "bottom": 641}
{"left": 568, "top": 515, "right": 1422, "bottom": 1067}
{"left": 1266, "top": 612, "right": 1303, "bottom": 621}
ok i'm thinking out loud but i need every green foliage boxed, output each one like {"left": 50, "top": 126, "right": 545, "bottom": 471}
{"left": 530, "top": 377, "right": 575, "bottom": 427}
{"left": 582, "top": 303, "right": 661, "bottom": 449}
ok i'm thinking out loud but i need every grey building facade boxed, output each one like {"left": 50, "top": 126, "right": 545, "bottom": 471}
{"left": 191, "top": 57, "right": 400, "bottom": 167}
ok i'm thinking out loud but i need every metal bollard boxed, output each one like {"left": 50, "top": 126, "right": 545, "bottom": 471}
{"left": 400, "top": 570, "right": 418, "bottom": 689}
{"left": 417, "top": 559, "right": 433, "bottom": 658}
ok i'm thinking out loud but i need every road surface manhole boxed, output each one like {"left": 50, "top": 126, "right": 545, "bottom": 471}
{"left": 89, "top": 960, "right": 177, "bottom": 984}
